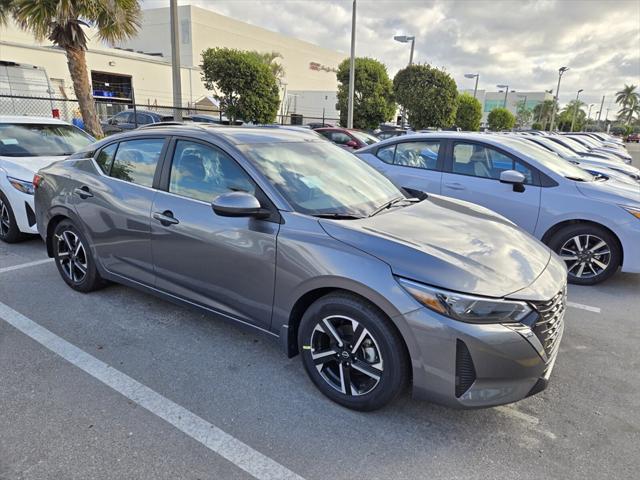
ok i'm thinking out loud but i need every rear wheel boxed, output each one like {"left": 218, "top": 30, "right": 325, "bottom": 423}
{"left": 548, "top": 224, "right": 621, "bottom": 285}
{"left": 0, "top": 190, "right": 25, "bottom": 243}
{"left": 52, "top": 220, "right": 104, "bottom": 292}
{"left": 298, "top": 292, "right": 409, "bottom": 411}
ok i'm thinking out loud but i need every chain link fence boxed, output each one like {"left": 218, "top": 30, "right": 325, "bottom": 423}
{"left": 0, "top": 94, "right": 339, "bottom": 129}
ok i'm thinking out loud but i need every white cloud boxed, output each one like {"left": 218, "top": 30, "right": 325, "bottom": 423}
{"left": 142, "top": 0, "right": 640, "bottom": 108}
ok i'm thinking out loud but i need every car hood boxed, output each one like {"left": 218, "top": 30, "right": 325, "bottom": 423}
{"left": 0, "top": 156, "right": 67, "bottom": 181}
{"left": 320, "top": 195, "right": 554, "bottom": 298}
{"left": 576, "top": 178, "right": 640, "bottom": 205}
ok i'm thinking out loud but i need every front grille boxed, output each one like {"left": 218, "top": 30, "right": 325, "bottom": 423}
{"left": 530, "top": 287, "right": 566, "bottom": 360}
{"left": 455, "top": 339, "right": 476, "bottom": 397}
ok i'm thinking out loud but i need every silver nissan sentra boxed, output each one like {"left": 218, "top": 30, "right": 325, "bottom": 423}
{"left": 34, "top": 125, "right": 567, "bottom": 411}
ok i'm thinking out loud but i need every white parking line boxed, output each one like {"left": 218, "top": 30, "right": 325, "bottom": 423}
{"left": 495, "top": 405, "right": 557, "bottom": 439}
{"left": 0, "top": 301, "right": 305, "bottom": 480}
{"left": 0, "top": 258, "right": 54, "bottom": 274}
{"left": 567, "top": 302, "right": 601, "bottom": 314}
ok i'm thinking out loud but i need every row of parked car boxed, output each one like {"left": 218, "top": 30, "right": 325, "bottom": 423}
{"left": 0, "top": 114, "right": 637, "bottom": 411}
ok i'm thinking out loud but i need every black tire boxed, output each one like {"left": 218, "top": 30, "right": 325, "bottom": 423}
{"left": 52, "top": 219, "right": 104, "bottom": 292}
{"left": 298, "top": 292, "right": 409, "bottom": 411}
{"left": 547, "top": 223, "right": 621, "bottom": 285}
{"left": 0, "top": 190, "right": 26, "bottom": 243}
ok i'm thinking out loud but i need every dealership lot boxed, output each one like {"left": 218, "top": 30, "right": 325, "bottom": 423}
{"left": 0, "top": 145, "right": 638, "bottom": 480}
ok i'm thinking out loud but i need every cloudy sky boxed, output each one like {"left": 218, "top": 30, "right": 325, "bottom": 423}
{"left": 144, "top": 0, "right": 640, "bottom": 112}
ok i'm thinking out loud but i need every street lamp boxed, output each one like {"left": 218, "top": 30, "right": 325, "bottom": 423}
{"left": 570, "top": 88, "right": 584, "bottom": 132}
{"left": 464, "top": 73, "right": 480, "bottom": 99}
{"left": 394, "top": 34, "right": 416, "bottom": 128}
{"left": 549, "top": 66, "right": 569, "bottom": 132}
{"left": 496, "top": 84, "right": 509, "bottom": 108}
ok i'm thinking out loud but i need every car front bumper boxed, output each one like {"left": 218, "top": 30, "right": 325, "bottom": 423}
{"left": 619, "top": 216, "right": 640, "bottom": 273}
{"left": 0, "top": 177, "right": 38, "bottom": 234}
{"left": 399, "top": 292, "right": 565, "bottom": 409}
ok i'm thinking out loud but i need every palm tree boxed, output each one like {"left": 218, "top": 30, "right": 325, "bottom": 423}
{"left": 6, "top": 0, "right": 141, "bottom": 137}
{"left": 533, "top": 99, "right": 556, "bottom": 129}
{"left": 250, "top": 51, "right": 286, "bottom": 81}
{"left": 615, "top": 84, "right": 639, "bottom": 126}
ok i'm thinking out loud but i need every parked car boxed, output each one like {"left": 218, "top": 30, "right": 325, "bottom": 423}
{"left": 625, "top": 132, "right": 640, "bottom": 143}
{"left": 356, "top": 133, "right": 640, "bottom": 285}
{"left": 546, "top": 135, "right": 630, "bottom": 164}
{"left": 35, "top": 124, "right": 567, "bottom": 410}
{"left": 375, "top": 127, "right": 410, "bottom": 140}
{"left": 564, "top": 134, "right": 633, "bottom": 163}
{"left": 314, "top": 127, "right": 380, "bottom": 149}
{"left": 518, "top": 135, "right": 640, "bottom": 183}
{"left": 102, "top": 109, "right": 173, "bottom": 135}
{"left": 0, "top": 116, "right": 94, "bottom": 243}
{"left": 187, "top": 114, "right": 243, "bottom": 125}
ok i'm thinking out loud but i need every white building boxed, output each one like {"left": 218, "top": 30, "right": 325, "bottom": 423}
{"left": 0, "top": 5, "right": 345, "bottom": 121}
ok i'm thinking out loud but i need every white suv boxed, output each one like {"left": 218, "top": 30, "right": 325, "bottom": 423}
{"left": 0, "top": 116, "right": 94, "bottom": 242}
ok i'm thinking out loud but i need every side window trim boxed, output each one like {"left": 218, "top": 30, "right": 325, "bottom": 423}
{"left": 447, "top": 140, "right": 541, "bottom": 186}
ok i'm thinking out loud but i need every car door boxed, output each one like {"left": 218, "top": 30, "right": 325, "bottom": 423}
{"left": 72, "top": 137, "right": 167, "bottom": 285}
{"left": 440, "top": 140, "right": 541, "bottom": 233}
{"left": 150, "top": 138, "right": 279, "bottom": 329}
{"left": 367, "top": 140, "right": 444, "bottom": 194}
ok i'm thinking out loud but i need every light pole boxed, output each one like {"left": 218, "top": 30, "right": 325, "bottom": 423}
{"left": 549, "top": 66, "right": 569, "bottom": 132}
{"left": 586, "top": 103, "right": 593, "bottom": 131}
{"left": 517, "top": 94, "right": 528, "bottom": 128}
{"left": 169, "top": 0, "right": 182, "bottom": 121}
{"left": 346, "top": 0, "right": 357, "bottom": 129}
{"left": 464, "top": 73, "right": 479, "bottom": 99}
{"left": 496, "top": 84, "right": 509, "bottom": 108}
{"left": 394, "top": 34, "right": 415, "bottom": 128}
{"left": 569, "top": 88, "right": 583, "bottom": 132}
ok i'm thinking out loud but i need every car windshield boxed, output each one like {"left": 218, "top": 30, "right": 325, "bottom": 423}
{"left": 242, "top": 140, "right": 402, "bottom": 217}
{"left": 0, "top": 123, "right": 94, "bottom": 157}
{"left": 568, "top": 136, "right": 599, "bottom": 148}
{"left": 497, "top": 137, "right": 595, "bottom": 182}
{"left": 530, "top": 137, "right": 576, "bottom": 157}
{"left": 554, "top": 136, "right": 590, "bottom": 153}
{"left": 350, "top": 130, "right": 380, "bottom": 145}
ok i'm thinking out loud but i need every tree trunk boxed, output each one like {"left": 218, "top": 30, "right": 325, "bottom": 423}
{"left": 66, "top": 47, "right": 103, "bottom": 138}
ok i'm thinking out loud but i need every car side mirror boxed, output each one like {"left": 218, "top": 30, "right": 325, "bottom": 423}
{"left": 211, "top": 191, "right": 270, "bottom": 218}
{"left": 346, "top": 140, "right": 358, "bottom": 148}
{"left": 499, "top": 170, "right": 526, "bottom": 192}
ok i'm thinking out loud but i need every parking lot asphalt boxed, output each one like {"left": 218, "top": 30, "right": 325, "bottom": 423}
{"left": 1, "top": 143, "right": 638, "bottom": 480}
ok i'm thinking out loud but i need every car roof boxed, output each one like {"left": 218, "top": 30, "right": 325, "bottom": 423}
{"left": 0, "top": 115, "right": 71, "bottom": 125}
{"left": 100, "top": 124, "right": 324, "bottom": 146}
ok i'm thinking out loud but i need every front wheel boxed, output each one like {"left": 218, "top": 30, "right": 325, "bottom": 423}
{"left": 52, "top": 220, "right": 104, "bottom": 292}
{"left": 0, "top": 190, "right": 25, "bottom": 243}
{"left": 548, "top": 224, "right": 621, "bottom": 285}
{"left": 298, "top": 292, "right": 409, "bottom": 411}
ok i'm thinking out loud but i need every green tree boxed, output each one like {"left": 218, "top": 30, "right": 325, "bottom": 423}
{"left": 201, "top": 47, "right": 280, "bottom": 124}
{"left": 455, "top": 93, "right": 482, "bottom": 131}
{"left": 516, "top": 103, "right": 533, "bottom": 128}
{"left": 487, "top": 107, "right": 515, "bottom": 131}
{"left": 248, "top": 51, "right": 285, "bottom": 82}
{"left": 615, "top": 85, "right": 639, "bottom": 126}
{"left": 393, "top": 64, "right": 458, "bottom": 129}
{"left": 559, "top": 100, "right": 586, "bottom": 131}
{"left": 335, "top": 57, "right": 395, "bottom": 129}
{"left": 532, "top": 99, "right": 557, "bottom": 130}
{"left": 4, "top": 0, "right": 141, "bottom": 138}
{"left": 617, "top": 102, "right": 640, "bottom": 126}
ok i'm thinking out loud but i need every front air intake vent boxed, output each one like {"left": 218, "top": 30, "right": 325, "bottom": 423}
{"left": 455, "top": 339, "right": 476, "bottom": 397}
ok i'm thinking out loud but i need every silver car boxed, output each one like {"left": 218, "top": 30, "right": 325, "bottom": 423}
{"left": 35, "top": 125, "right": 567, "bottom": 410}
{"left": 356, "top": 132, "right": 640, "bottom": 285}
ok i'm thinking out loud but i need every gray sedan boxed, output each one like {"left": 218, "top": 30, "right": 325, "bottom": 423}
{"left": 34, "top": 125, "right": 566, "bottom": 410}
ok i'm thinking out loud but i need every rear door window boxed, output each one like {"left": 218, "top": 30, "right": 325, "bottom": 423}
{"left": 95, "top": 143, "right": 118, "bottom": 174}
{"left": 109, "top": 138, "right": 165, "bottom": 187}
{"left": 376, "top": 141, "right": 441, "bottom": 170}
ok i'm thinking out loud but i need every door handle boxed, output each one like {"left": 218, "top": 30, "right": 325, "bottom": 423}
{"left": 153, "top": 210, "right": 179, "bottom": 226}
{"left": 74, "top": 186, "right": 93, "bottom": 199}
{"left": 443, "top": 182, "right": 466, "bottom": 191}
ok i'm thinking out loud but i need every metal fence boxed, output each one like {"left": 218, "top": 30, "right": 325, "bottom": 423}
{"left": 0, "top": 94, "right": 339, "bottom": 128}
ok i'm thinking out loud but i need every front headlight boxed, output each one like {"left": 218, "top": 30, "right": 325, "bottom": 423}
{"left": 397, "top": 277, "right": 532, "bottom": 324}
{"left": 622, "top": 206, "right": 640, "bottom": 220}
{"left": 7, "top": 176, "right": 35, "bottom": 195}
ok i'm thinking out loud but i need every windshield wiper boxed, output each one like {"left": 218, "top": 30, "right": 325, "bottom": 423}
{"left": 312, "top": 213, "right": 364, "bottom": 220}
{"left": 369, "top": 196, "right": 413, "bottom": 217}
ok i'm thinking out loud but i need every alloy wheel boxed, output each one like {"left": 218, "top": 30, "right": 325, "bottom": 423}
{"left": 559, "top": 234, "right": 611, "bottom": 279}
{"left": 55, "top": 230, "right": 88, "bottom": 283}
{"left": 0, "top": 197, "right": 10, "bottom": 238}
{"left": 309, "top": 315, "right": 383, "bottom": 396}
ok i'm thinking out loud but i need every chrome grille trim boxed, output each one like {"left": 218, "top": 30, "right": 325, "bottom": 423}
{"left": 530, "top": 286, "right": 566, "bottom": 361}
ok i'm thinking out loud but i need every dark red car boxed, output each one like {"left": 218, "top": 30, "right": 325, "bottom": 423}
{"left": 314, "top": 127, "right": 380, "bottom": 150}
{"left": 626, "top": 132, "right": 640, "bottom": 143}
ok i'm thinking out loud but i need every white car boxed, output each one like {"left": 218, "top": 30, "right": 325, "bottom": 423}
{"left": 0, "top": 116, "right": 94, "bottom": 242}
